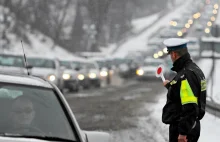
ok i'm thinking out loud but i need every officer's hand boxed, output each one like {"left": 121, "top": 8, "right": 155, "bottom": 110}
{"left": 163, "top": 80, "right": 170, "bottom": 86}
{"left": 178, "top": 135, "right": 187, "bottom": 142}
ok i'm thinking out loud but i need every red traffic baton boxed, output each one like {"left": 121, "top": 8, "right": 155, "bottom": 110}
{"left": 155, "top": 64, "right": 165, "bottom": 82}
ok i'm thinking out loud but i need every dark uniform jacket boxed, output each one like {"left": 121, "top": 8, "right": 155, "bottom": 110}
{"left": 162, "top": 53, "right": 206, "bottom": 135}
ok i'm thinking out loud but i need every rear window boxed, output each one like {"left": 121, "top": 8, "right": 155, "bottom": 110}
{"left": 60, "top": 61, "right": 72, "bottom": 69}
{"left": 0, "top": 55, "right": 25, "bottom": 67}
{"left": 27, "top": 58, "right": 56, "bottom": 69}
{"left": 86, "top": 63, "right": 96, "bottom": 69}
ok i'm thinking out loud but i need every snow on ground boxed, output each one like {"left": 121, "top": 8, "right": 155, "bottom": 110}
{"left": 131, "top": 13, "right": 160, "bottom": 34}
{"left": 100, "top": 13, "right": 160, "bottom": 56}
{"left": 197, "top": 58, "right": 213, "bottom": 78}
{"left": 4, "top": 29, "right": 82, "bottom": 60}
{"left": 145, "top": 92, "right": 220, "bottom": 142}
{"left": 197, "top": 56, "right": 220, "bottom": 104}
{"left": 100, "top": 44, "right": 117, "bottom": 56}
{"left": 206, "top": 60, "right": 220, "bottom": 104}
{"left": 112, "top": 0, "right": 192, "bottom": 58}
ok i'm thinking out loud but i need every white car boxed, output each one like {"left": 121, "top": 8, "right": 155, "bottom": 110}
{"left": 27, "top": 56, "right": 64, "bottom": 92}
{"left": 86, "top": 61, "right": 102, "bottom": 87}
{"left": 136, "top": 58, "right": 168, "bottom": 80}
{"left": 0, "top": 53, "right": 29, "bottom": 75}
{"left": 59, "top": 59, "right": 80, "bottom": 92}
{"left": 0, "top": 73, "right": 110, "bottom": 142}
{"left": 80, "top": 60, "right": 102, "bottom": 88}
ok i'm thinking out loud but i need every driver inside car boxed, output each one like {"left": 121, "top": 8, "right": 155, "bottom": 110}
{"left": 8, "top": 95, "right": 43, "bottom": 135}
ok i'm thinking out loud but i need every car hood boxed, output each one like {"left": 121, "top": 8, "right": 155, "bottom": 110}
{"left": 63, "top": 69, "right": 78, "bottom": 76}
{"left": 0, "top": 66, "right": 27, "bottom": 75}
{"left": 0, "top": 137, "right": 49, "bottom": 142}
{"left": 89, "top": 69, "right": 99, "bottom": 74}
{"left": 30, "top": 68, "right": 57, "bottom": 78}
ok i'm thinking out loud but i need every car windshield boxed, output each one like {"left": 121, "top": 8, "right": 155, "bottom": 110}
{"left": 27, "top": 58, "right": 55, "bottom": 69}
{"left": 0, "top": 55, "right": 25, "bottom": 68}
{"left": 0, "top": 83, "right": 76, "bottom": 141}
{"left": 96, "top": 61, "right": 105, "bottom": 68}
{"left": 86, "top": 63, "right": 96, "bottom": 69}
{"left": 72, "top": 61, "right": 81, "bottom": 69}
{"left": 60, "top": 61, "right": 72, "bottom": 69}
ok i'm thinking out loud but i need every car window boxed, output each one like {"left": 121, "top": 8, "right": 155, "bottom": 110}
{"left": 60, "top": 61, "right": 72, "bottom": 69}
{"left": 96, "top": 61, "right": 105, "bottom": 68}
{"left": 86, "top": 63, "right": 96, "bottom": 69}
{"left": 0, "top": 55, "right": 25, "bottom": 68}
{"left": 27, "top": 58, "right": 55, "bottom": 69}
{"left": 0, "top": 84, "right": 76, "bottom": 141}
{"left": 72, "top": 61, "right": 81, "bottom": 69}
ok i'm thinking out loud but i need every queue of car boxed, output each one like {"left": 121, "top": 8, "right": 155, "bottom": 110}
{"left": 0, "top": 52, "right": 113, "bottom": 94}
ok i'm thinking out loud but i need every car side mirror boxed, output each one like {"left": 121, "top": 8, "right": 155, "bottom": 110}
{"left": 83, "top": 131, "right": 110, "bottom": 142}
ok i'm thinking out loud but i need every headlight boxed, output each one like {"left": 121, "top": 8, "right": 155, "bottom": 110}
{"left": 48, "top": 75, "right": 56, "bottom": 81}
{"left": 78, "top": 74, "right": 85, "bottom": 80}
{"left": 62, "top": 73, "right": 71, "bottom": 80}
{"left": 136, "top": 69, "right": 144, "bottom": 76}
{"left": 100, "top": 71, "right": 108, "bottom": 77}
{"left": 89, "top": 73, "right": 97, "bottom": 79}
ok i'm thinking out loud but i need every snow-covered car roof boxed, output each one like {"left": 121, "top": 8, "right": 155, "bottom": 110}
{"left": 26, "top": 54, "right": 58, "bottom": 60}
{"left": 58, "top": 56, "right": 87, "bottom": 62}
{"left": 89, "top": 57, "right": 106, "bottom": 61}
{"left": 0, "top": 52, "right": 24, "bottom": 56}
{"left": 0, "top": 73, "right": 52, "bottom": 88}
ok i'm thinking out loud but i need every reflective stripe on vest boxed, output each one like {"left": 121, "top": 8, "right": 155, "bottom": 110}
{"left": 180, "top": 79, "right": 198, "bottom": 105}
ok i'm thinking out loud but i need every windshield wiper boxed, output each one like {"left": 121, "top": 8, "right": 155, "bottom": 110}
{"left": 0, "top": 133, "right": 76, "bottom": 142}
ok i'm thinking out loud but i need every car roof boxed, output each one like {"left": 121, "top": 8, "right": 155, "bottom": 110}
{"left": 26, "top": 55, "right": 57, "bottom": 60}
{"left": 0, "top": 53, "right": 24, "bottom": 57}
{"left": 0, "top": 73, "right": 52, "bottom": 88}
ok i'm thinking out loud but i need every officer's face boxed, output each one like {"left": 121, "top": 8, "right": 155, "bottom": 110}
{"left": 170, "top": 51, "right": 177, "bottom": 63}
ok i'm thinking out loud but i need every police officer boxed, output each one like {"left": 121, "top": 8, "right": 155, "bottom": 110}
{"left": 162, "top": 38, "right": 206, "bottom": 142}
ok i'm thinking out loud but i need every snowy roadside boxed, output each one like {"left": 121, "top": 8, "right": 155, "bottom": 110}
{"left": 100, "top": 0, "right": 189, "bottom": 55}
{"left": 100, "top": 13, "right": 160, "bottom": 56}
{"left": 107, "top": 57, "right": 220, "bottom": 142}
{"left": 4, "top": 28, "right": 80, "bottom": 60}
{"left": 149, "top": 92, "right": 220, "bottom": 142}
{"left": 131, "top": 13, "right": 160, "bottom": 34}
{"left": 197, "top": 57, "right": 220, "bottom": 104}
{"left": 112, "top": 0, "right": 193, "bottom": 58}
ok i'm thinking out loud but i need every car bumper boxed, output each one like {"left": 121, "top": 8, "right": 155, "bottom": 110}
{"left": 89, "top": 78, "right": 101, "bottom": 86}
{"left": 63, "top": 79, "right": 79, "bottom": 89}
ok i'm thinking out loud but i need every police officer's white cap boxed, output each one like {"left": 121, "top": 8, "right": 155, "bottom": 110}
{"left": 163, "top": 38, "right": 189, "bottom": 52}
